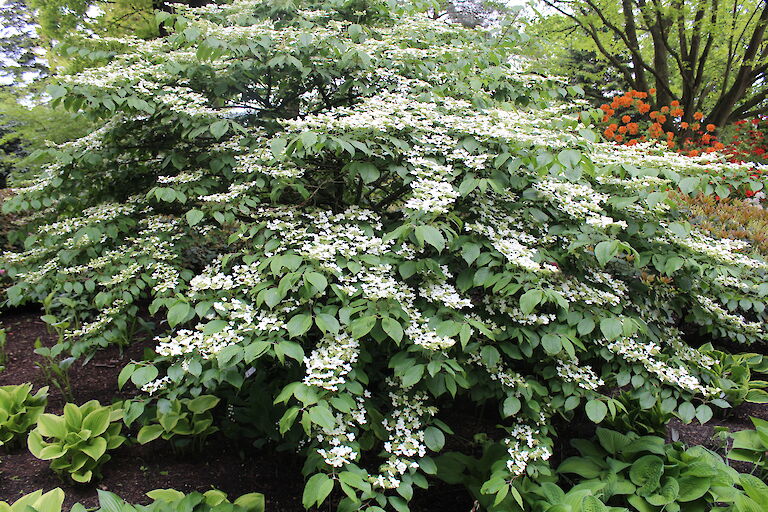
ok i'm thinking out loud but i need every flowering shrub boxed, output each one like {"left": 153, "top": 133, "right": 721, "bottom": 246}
{"left": 2, "top": 0, "right": 768, "bottom": 509}
{"left": 729, "top": 118, "right": 768, "bottom": 164}
{"left": 595, "top": 90, "right": 766, "bottom": 205}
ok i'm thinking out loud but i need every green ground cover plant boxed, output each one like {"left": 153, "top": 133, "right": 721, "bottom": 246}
{"left": 0, "top": 0, "right": 767, "bottom": 509}
{"left": 0, "top": 488, "right": 265, "bottom": 512}
{"left": 521, "top": 428, "right": 768, "bottom": 512}
{"left": 27, "top": 400, "right": 125, "bottom": 483}
{"left": 0, "top": 382, "right": 47, "bottom": 448}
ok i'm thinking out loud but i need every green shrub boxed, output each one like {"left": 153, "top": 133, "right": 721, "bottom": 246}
{"left": 27, "top": 400, "right": 125, "bottom": 483}
{"left": 0, "top": 383, "right": 48, "bottom": 448}
{"left": 132, "top": 394, "right": 220, "bottom": 451}
{"left": 2, "top": 0, "right": 768, "bottom": 508}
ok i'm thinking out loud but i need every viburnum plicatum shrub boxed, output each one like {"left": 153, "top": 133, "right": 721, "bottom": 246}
{"left": 2, "top": 0, "right": 768, "bottom": 509}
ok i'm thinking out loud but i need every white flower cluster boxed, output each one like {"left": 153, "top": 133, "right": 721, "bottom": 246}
{"left": 141, "top": 376, "right": 171, "bottom": 395}
{"left": 553, "top": 278, "right": 623, "bottom": 306}
{"left": 590, "top": 139, "right": 760, "bottom": 178}
{"left": 534, "top": 178, "right": 627, "bottom": 229}
{"left": 605, "top": 333, "right": 719, "bottom": 396}
{"left": 257, "top": 206, "right": 390, "bottom": 272}
{"left": 303, "top": 332, "right": 360, "bottom": 391}
{"left": 665, "top": 229, "right": 767, "bottom": 269}
{"left": 233, "top": 152, "right": 303, "bottom": 179}
{"left": 155, "top": 86, "right": 219, "bottom": 117}
{"left": 503, "top": 423, "right": 552, "bottom": 477}
{"left": 190, "top": 260, "right": 263, "bottom": 292}
{"left": 469, "top": 352, "right": 529, "bottom": 394}
{"left": 484, "top": 295, "right": 556, "bottom": 325}
{"left": 315, "top": 394, "right": 368, "bottom": 467}
{"left": 467, "top": 222, "right": 554, "bottom": 273}
{"left": 712, "top": 273, "right": 761, "bottom": 294}
{"left": 372, "top": 383, "right": 437, "bottom": 489}
{"left": 403, "top": 157, "right": 459, "bottom": 214}
{"left": 418, "top": 266, "right": 472, "bottom": 309}
{"left": 556, "top": 358, "right": 604, "bottom": 390}
{"left": 199, "top": 181, "right": 258, "bottom": 203}
{"left": 65, "top": 299, "right": 127, "bottom": 340}
{"left": 37, "top": 203, "right": 135, "bottom": 235}
{"left": 157, "top": 171, "right": 204, "bottom": 184}
{"left": 695, "top": 294, "right": 768, "bottom": 342}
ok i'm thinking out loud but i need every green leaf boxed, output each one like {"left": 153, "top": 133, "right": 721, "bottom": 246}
{"left": 381, "top": 317, "right": 404, "bottom": 343}
{"left": 130, "top": 366, "right": 158, "bottom": 387}
{"left": 97, "top": 490, "right": 125, "bottom": 512}
{"left": 302, "top": 473, "right": 334, "bottom": 509}
{"left": 586, "top": 399, "right": 608, "bottom": 423}
{"left": 47, "top": 84, "right": 67, "bottom": 99}
{"left": 424, "top": 426, "right": 445, "bottom": 451}
{"left": 401, "top": 365, "right": 424, "bottom": 387}
{"left": 520, "top": 289, "right": 543, "bottom": 314}
{"left": 577, "top": 317, "right": 595, "bottom": 335}
{"left": 186, "top": 209, "right": 204, "bottom": 226}
{"left": 415, "top": 225, "right": 445, "bottom": 251}
{"left": 678, "top": 176, "right": 700, "bottom": 195}
{"left": 304, "top": 272, "right": 327, "bottom": 293}
{"left": 187, "top": 395, "right": 220, "bottom": 414}
{"left": 558, "top": 457, "right": 603, "bottom": 479}
{"left": 677, "top": 402, "right": 695, "bottom": 424}
{"left": 599, "top": 317, "right": 623, "bottom": 341}
{"left": 629, "top": 455, "right": 664, "bottom": 495}
{"left": 462, "top": 244, "right": 481, "bottom": 264}
{"left": 167, "top": 302, "right": 191, "bottom": 328}
{"left": 351, "top": 316, "right": 376, "bottom": 339}
{"left": 36, "top": 414, "right": 67, "bottom": 439}
{"left": 137, "top": 424, "right": 164, "bottom": 444}
{"left": 557, "top": 149, "right": 582, "bottom": 167}
{"left": 676, "top": 476, "right": 710, "bottom": 502}
{"left": 82, "top": 408, "right": 111, "bottom": 437}
{"left": 81, "top": 437, "right": 107, "bottom": 460}
{"left": 594, "top": 241, "right": 618, "bottom": 266}
{"left": 286, "top": 313, "right": 312, "bottom": 338}
{"left": 695, "top": 404, "right": 713, "bottom": 424}
{"left": 209, "top": 120, "right": 229, "bottom": 139}
{"left": 541, "top": 334, "right": 562, "bottom": 355}
{"left": 308, "top": 406, "right": 335, "bottom": 430}
{"left": 502, "top": 396, "right": 521, "bottom": 417}
{"left": 581, "top": 495, "right": 607, "bottom": 512}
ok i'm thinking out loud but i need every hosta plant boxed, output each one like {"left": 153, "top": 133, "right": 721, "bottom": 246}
{"left": 130, "top": 394, "right": 220, "bottom": 451}
{"left": 27, "top": 400, "right": 125, "bottom": 483}
{"left": 533, "top": 428, "right": 768, "bottom": 512}
{"left": 2, "top": 0, "right": 768, "bottom": 508}
{"left": 2, "top": 488, "right": 265, "bottom": 512}
{"left": 728, "top": 416, "right": 768, "bottom": 478}
{"left": 139, "top": 489, "right": 265, "bottom": 512}
{"left": 0, "top": 383, "right": 48, "bottom": 448}
{"left": 0, "top": 489, "right": 65, "bottom": 512}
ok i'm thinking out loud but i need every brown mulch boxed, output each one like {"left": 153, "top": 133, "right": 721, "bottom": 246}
{"left": 0, "top": 311, "right": 473, "bottom": 511}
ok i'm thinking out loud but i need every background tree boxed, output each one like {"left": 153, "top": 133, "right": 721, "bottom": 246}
{"left": 536, "top": 0, "right": 768, "bottom": 127}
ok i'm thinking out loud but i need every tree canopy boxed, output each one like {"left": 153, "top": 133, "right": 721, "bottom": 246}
{"left": 536, "top": 0, "right": 768, "bottom": 127}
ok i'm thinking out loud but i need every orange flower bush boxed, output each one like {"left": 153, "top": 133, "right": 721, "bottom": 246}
{"left": 596, "top": 89, "right": 766, "bottom": 205}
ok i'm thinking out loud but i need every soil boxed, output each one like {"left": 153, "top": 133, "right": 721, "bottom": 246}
{"left": 1, "top": 309, "right": 766, "bottom": 511}
{"left": 0, "top": 310, "right": 473, "bottom": 511}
